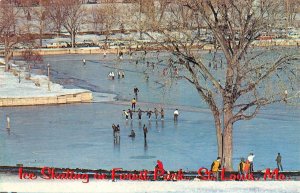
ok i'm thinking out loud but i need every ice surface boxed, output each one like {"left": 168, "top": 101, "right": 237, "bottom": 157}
{"left": 0, "top": 52, "right": 299, "bottom": 172}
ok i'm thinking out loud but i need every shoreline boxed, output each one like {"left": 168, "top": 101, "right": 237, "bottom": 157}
{"left": 1, "top": 39, "right": 299, "bottom": 57}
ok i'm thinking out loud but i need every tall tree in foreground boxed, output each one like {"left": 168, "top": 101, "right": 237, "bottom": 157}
{"left": 141, "top": 0, "right": 299, "bottom": 170}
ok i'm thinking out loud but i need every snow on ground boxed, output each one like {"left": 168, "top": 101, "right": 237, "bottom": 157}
{"left": 0, "top": 174, "right": 299, "bottom": 193}
{"left": 0, "top": 66, "right": 89, "bottom": 98}
{"left": 0, "top": 61, "right": 117, "bottom": 102}
{"left": 0, "top": 61, "right": 115, "bottom": 102}
{"left": 0, "top": 58, "right": 4, "bottom": 64}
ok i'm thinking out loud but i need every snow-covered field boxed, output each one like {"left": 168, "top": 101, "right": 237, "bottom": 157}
{"left": 0, "top": 65, "right": 91, "bottom": 98}
{"left": 0, "top": 174, "right": 299, "bottom": 193}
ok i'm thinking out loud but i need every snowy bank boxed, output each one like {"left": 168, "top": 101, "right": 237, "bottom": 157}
{"left": 0, "top": 57, "right": 5, "bottom": 64}
{"left": 0, "top": 174, "right": 299, "bottom": 193}
{"left": 0, "top": 66, "right": 93, "bottom": 106}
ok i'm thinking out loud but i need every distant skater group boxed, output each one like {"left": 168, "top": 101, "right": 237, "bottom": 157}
{"left": 111, "top": 123, "right": 148, "bottom": 143}
{"left": 108, "top": 71, "right": 125, "bottom": 80}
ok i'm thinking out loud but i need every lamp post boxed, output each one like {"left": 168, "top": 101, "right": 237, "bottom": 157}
{"left": 47, "top": 63, "right": 50, "bottom": 91}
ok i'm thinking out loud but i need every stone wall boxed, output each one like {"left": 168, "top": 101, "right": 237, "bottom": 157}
{"left": 0, "top": 92, "right": 93, "bottom": 107}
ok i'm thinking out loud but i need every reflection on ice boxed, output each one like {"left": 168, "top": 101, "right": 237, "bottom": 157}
{"left": 92, "top": 92, "right": 117, "bottom": 102}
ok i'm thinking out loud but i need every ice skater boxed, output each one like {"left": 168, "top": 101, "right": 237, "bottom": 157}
{"left": 128, "top": 129, "right": 136, "bottom": 138}
{"left": 123, "top": 110, "right": 129, "bottom": 120}
{"left": 247, "top": 153, "right": 255, "bottom": 172}
{"left": 238, "top": 158, "right": 245, "bottom": 176}
{"left": 161, "top": 108, "right": 164, "bottom": 120}
{"left": 143, "top": 124, "right": 148, "bottom": 141}
{"left": 112, "top": 124, "right": 117, "bottom": 143}
{"left": 116, "top": 124, "right": 120, "bottom": 143}
{"left": 276, "top": 153, "right": 283, "bottom": 171}
{"left": 6, "top": 115, "right": 10, "bottom": 129}
{"left": 128, "top": 109, "right": 133, "bottom": 120}
{"left": 174, "top": 109, "right": 179, "bottom": 122}
{"left": 134, "top": 87, "right": 139, "bottom": 99}
{"left": 154, "top": 108, "right": 158, "bottom": 120}
{"left": 108, "top": 72, "right": 115, "bottom": 80}
{"left": 211, "top": 157, "right": 221, "bottom": 180}
{"left": 138, "top": 108, "right": 142, "bottom": 120}
{"left": 131, "top": 98, "right": 136, "bottom": 110}
{"left": 146, "top": 109, "right": 152, "bottom": 120}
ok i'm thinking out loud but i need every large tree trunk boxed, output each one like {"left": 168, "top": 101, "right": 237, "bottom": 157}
{"left": 223, "top": 109, "right": 233, "bottom": 171}
{"left": 213, "top": 114, "right": 222, "bottom": 158}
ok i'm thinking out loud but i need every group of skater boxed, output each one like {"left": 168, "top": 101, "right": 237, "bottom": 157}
{"left": 210, "top": 152, "right": 284, "bottom": 180}
{"left": 124, "top": 107, "right": 165, "bottom": 121}
{"left": 112, "top": 123, "right": 148, "bottom": 143}
{"left": 125, "top": 106, "right": 179, "bottom": 122}
{"left": 108, "top": 71, "right": 125, "bottom": 80}
{"left": 210, "top": 152, "right": 256, "bottom": 178}
{"left": 237, "top": 153, "right": 255, "bottom": 175}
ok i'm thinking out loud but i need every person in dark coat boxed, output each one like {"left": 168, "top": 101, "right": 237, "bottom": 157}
{"left": 276, "top": 153, "right": 283, "bottom": 171}
{"left": 143, "top": 124, "right": 148, "bottom": 140}
{"left": 128, "top": 109, "right": 133, "bottom": 119}
{"left": 146, "top": 109, "right": 152, "bottom": 120}
{"left": 129, "top": 129, "right": 135, "bottom": 138}
{"left": 238, "top": 158, "right": 245, "bottom": 175}
{"left": 138, "top": 108, "right": 142, "bottom": 120}
{"left": 160, "top": 108, "right": 164, "bottom": 120}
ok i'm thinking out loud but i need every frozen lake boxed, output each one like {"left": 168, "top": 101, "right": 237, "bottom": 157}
{"left": 0, "top": 52, "right": 299, "bottom": 171}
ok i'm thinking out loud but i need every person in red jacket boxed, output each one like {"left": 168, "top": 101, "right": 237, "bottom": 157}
{"left": 156, "top": 160, "right": 165, "bottom": 177}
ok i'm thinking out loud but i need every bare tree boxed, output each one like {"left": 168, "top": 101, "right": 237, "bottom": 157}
{"left": 46, "top": 0, "right": 86, "bottom": 47}
{"left": 285, "top": 0, "right": 300, "bottom": 27}
{"left": 46, "top": 0, "right": 68, "bottom": 37}
{"left": 46, "top": 0, "right": 88, "bottom": 48}
{"left": 18, "top": 3, "right": 49, "bottom": 48}
{"left": 94, "top": 3, "right": 119, "bottom": 44}
{"left": 30, "top": 5, "right": 49, "bottom": 47}
{"left": 0, "top": 2, "right": 20, "bottom": 71}
{"left": 61, "top": 0, "right": 87, "bottom": 48}
{"left": 140, "top": 0, "right": 299, "bottom": 170}
{"left": 89, "top": 6, "right": 105, "bottom": 32}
